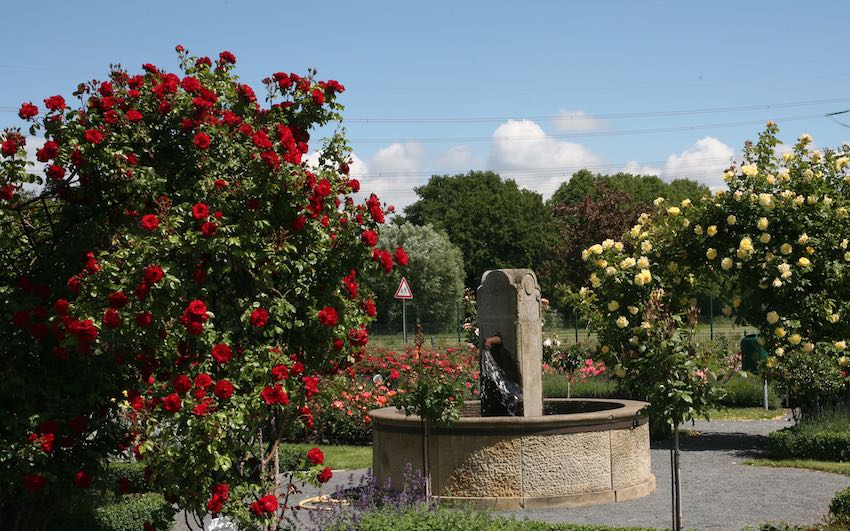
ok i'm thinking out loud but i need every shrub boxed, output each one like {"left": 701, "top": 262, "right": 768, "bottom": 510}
{"left": 321, "top": 503, "right": 659, "bottom": 531}
{"left": 769, "top": 410, "right": 850, "bottom": 461}
{"left": 830, "top": 486, "right": 850, "bottom": 526}
{"left": 93, "top": 493, "right": 176, "bottom": 531}
{"left": 717, "top": 373, "right": 781, "bottom": 409}
{"left": 100, "top": 461, "right": 148, "bottom": 494}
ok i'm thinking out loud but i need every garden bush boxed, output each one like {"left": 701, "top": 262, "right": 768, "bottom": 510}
{"left": 830, "top": 486, "right": 850, "bottom": 526}
{"left": 100, "top": 461, "right": 147, "bottom": 494}
{"left": 769, "top": 410, "right": 850, "bottom": 461}
{"left": 93, "top": 493, "right": 175, "bottom": 531}
{"left": 717, "top": 373, "right": 781, "bottom": 409}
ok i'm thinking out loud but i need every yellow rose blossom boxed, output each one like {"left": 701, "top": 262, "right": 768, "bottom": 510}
{"left": 681, "top": 199, "right": 692, "bottom": 208}
{"left": 602, "top": 239, "right": 615, "bottom": 249}
{"left": 614, "top": 241, "right": 624, "bottom": 252}
{"left": 581, "top": 249, "right": 591, "bottom": 261}
{"left": 590, "top": 273, "right": 601, "bottom": 288}
{"left": 807, "top": 195, "right": 818, "bottom": 205}
{"left": 757, "top": 217, "right": 769, "bottom": 230}
{"left": 628, "top": 306, "right": 639, "bottom": 315}
{"left": 727, "top": 215, "right": 737, "bottom": 225}
{"left": 629, "top": 225, "right": 642, "bottom": 238}
{"left": 789, "top": 334, "right": 802, "bottom": 346}
{"left": 605, "top": 266, "right": 617, "bottom": 276}
{"left": 780, "top": 243, "right": 792, "bottom": 255}
{"left": 723, "top": 170, "right": 735, "bottom": 183}
{"left": 637, "top": 256, "right": 650, "bottom": 269}
{"left": 615, "top": 316, "right": 629, "bottom": 329}
{"left": 836, "top": 341, "right": 847, "bottom": 351}
{"left": 835, "top": 156, "right": 849, "bottom": 171}
{"left": 775, "top": 327, "right": 786, "bottom": 338}
{"left": 760, "top": 233, "right": 771, "bottom": 244}
{"left": 766, "top": 356, "right": 778, "bottom": 368}
{"left": 641, "top": 240, "right": 653, "bottom": 253}
{"left": 608, "top": 300, "right": 620, "bottom": 312}
{"left": 799, "top": 133, "right": 813, "bottom": 144}
{"left": 693, "top": 225, "right": 703, "bottom": 235}
{"left": 812, "top": 150, "right": 822, "bottom": 162}
{"left": 778, "top": 167, "right": 790, "bottom": 180}
{"left": 721, "top": 257, "right": 733, "bottom": 270}
{"left": 732, "top": 296, "right": 742, "bottom": 308}
{"left": 782, "top": 152, "right": 794, "bottom": 162}
{"left": 797, "top": 233, "right": 809, "bottom": 244}
{"left": 778, "top": 263, "right": 791, "bottom": 279}
{"left": 842, "top": 239, "right": 849, "bottom": 249}
{"left": 620, "top": 257, "right": 636, "bottom": 269}
{"left": 667, "top": 206, "right": 681, "bottom": 216}
{"left": 793, "top": 196, "right": 805, "bottom": 206}
{"left": 803, "top": 342, "right": 815, "bottom": 353}
{"left": 824, "top": 196, "right": 833, "bottom": 207}
{"left": 766, "top": 175, "right": 776, "bottom": 185}
{"left": 595, "top": 259, "right": 608, "bottom": 268}
{"left": 653, "top": 197, "right": 665, "bottom": 206}
{"left": 758, "top": 193, "right": 774, "bottom": 208}
{"left": 767, "top": 311, "right": 780, "bottom": 324}
{"left": 845, "top": 252, "right": 850, "bottom": 262}
{"left": 805, "top": 246, "right": 814, "bottom": 255}
{"left": 668, "top": 263, "right": 679, "bottom": 272}
{"left": 706, "top": 225, "right": 717, "bottom": 236}
{"left": 840, "top": 356, "right": 849, "bottom": 367}
{"left": 741, "top": 164, "right": 758, "bottom": 177}
{"left": 798, "top": 257, "right": 810, "bottom": 267}
{"left": 634, "top": 269, "right": 652, "bottom": 286}
{"left": 772, "top": 278, "right": 782, "bottom": 288}
{"left": 706, "top": 248, "right": 717, "bottom": 260}
{"left": 590, "top": 244, "right": 603, "bottom": 255}
{"left": 835, "top": 207, "right": 846, "bottom": 218}
{"left": 722, "top": 305, "right": 733, "bottom": 317}
{"left": 601, "top": 345, "right": 610, "bottom": 354}
{"left": 829, "top": 314, "right": 840, "bottom": 324}
{"left": 803, "top": 169, "right": 814, "bottom": 180}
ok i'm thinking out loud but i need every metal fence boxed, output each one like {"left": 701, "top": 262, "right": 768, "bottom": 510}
{"left": 367, "top": 297, "right": 757, "bottom": 351}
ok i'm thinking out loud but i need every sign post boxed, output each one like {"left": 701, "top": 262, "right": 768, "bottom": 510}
{"left": 394, "top": 277, "right": 414, "bottom": 343}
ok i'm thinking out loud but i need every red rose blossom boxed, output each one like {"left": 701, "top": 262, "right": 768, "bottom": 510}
{"left": 187, "top": 300, "right": 207, "bottom": 317}
{"left": 249, "top": 307, "right": 268, "bottom": 327}
{"left": 74, "top": 470, "right": 92, "bottom": 489}
{"left": 394, "top": 246, "right": 409, "bottom": 266}
{"left": 317, "top": 467, "right": 333, "bottom": 483}
{"left": 213, "top": 379, "right": 234, "bottom": 399}
{"left": 135, "top": 312, "right": 153, "bottom": 327}
{"left": 306, "top": 447, "right": 324, "bottom": 465}
{"left": 173, "top": 374, "right": 192, "bottom": 395}
{"left": 108, "top": 291, "right": 129, "bottom": 309}
{"left": 260, "top": 385, "right": 289, "bottom": 406}
{"left": 102, "top": 308, "right": 122, "bottom": 329}
{"left": 23, "top": 474, "right": 48, "bottom": 494}
{"left": 18, "top": 102, "right": 38, "bottom": 119}
{"left": 195, "top": 373, "right": 213, "bottom": 389}
{"left": 193, "top": 131, "right": 211, "bottom": 150}
{"left": 200, "top": 221, "right": 217, "bottom": 237}
{"left": 192, "top": 202, "right": 209, "bottom": 219}
{"left": 163, "top": 393, "right": 182, "bottom": 413}
{"left": 126, "top": 109, "right": 143, "bottom": 122}
{"left": 361, "top": 230, "right": 378, "bottom": 247}
{"left": 140, "top": 214, "right": 159, "bottom": 232}
{"left": 271, "top": 364, "right": 289, "bottom": 381}
{"left": 84, "top": 129, "right": 103, "bottom": 144}
{"left": 317, "top": 306, "right": 338, "bottom": 327}
{"left": 211, "top": 343, "right": 232, "bottom": 364}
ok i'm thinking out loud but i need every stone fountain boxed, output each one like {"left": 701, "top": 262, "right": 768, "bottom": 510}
{"left": 370, "top": 269, "right": 655, "bottom": 509}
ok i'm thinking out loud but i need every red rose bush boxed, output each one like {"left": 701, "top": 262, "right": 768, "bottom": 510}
{"left": 0, "top": 47, "right": 405, "bottom": 529}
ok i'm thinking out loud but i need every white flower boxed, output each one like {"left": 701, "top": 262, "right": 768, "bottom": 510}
{"left": 799, "top": 133, "right": 813, "bottom": 144}
{"left": 637, "top": 256, "right": 650, "bottom": 269}
{"left": 543, "top": 338, "right": 552, "bottom": 348}
{"left": 707, "top": 225, "right": 718, "bottom": 237}
{"left": 628, "top": 306, "right": 640, "bottom": 315}
{"left": 605, "top": 266, "right": 617, "bottom": 276}
{"left": 778, "top": 167, "right": 790, "bottom": 180}
{"left": 641, "top": 240, "right": 653, "bottom": 253}
{"left": 758, "top": 193, "right": 774, "bottom": 208}
{"left": 653, "top": 197, "right": 665, "bottom": 206}
{"left": 797, "top": 233, "right": 809, "bottom": 244}
{"left": 620, "top": 257, "right": 636, "bottom": 269}
{"left": 780, "top": 243, "right": 793, "bottom": 255}
{"left": 836, "top": 341, "right": 847, "bottom": 351}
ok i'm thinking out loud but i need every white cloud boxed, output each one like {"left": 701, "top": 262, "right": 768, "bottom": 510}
{"left": 436, "top": 145, "right": 481, "bottom": 170}
{"left": 622, "top": 161, "right": 662, "bottom": 177}
{"left": 551, "top": 110, "right": 609, "bottom": 132}
{"left": 663, "top": 136, "right": 735, "bottom": 190}
{"left": 22, "top": 136, "right": 46, "bottom": 193}
{"left": 487, "top": 119, "right": 604, "bottom": 198}
{"left": 369, "top": 142, "right": 424, "bottom": 175}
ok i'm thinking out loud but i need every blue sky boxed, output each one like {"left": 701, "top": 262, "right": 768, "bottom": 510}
{"left": 3, "top": 0, "right": 849, "bottom": 208}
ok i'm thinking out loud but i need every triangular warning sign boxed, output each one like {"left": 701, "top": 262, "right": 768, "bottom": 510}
{"left": 394, "top": 277, "right": 414, "bottom": 299}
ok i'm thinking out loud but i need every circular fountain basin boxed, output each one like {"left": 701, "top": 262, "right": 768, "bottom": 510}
{"left": 370, "top": 398, "right": 655, "bottom": 510}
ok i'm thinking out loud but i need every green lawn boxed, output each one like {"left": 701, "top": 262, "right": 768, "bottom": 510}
{"left": 282, "top": 443, "right": 373, "bottom": 470}
{"left": 743, "top": 458, "right": 850, "bottom": 476}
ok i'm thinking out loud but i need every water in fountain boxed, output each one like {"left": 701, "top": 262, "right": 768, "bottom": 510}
{"left": 480, "top": 344, "right": 523, "bottom": 416}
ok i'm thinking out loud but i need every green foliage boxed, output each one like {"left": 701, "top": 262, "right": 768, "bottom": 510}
{"left": 99, "top": 461, "right": 147, "bottom": 494}
{"left": 830, "top": 486, "right": 850, "bottom": 526}
{"left": 543, "top": 374, "right": 621, "bottom": 399}
{"left": 717, "top": 373, "right": 781, "bottom": 409}
{"left": 769, "top": 410, "right": 850, "bottom": 461}
{"left": 323, "top": 503, "right": 659, "bottom": 531}
{"left": 279, "top": 443, "right": 372, "bottom": 470}
{"left": 367, "top": 222, "right": 465, "bottom": 331}
{"left": 93, "top": 493, "right": 176, "bottom": 531}
{"left": 404, "top": 171, "right": 555, "bottom": 290}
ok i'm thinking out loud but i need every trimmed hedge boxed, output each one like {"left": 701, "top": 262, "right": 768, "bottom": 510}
{"left": 100, "top": 461, "right": 148, "bottom": 494}
{"left": 93, "top": 493, "right": 175, "bottom": 531}
{"left": 717, "top": 373, "right": 781, "bottom": 409}
{"left": 830, "top": 486, "right": 850, "bottom": 526}
{"left": 323, "top": 504, "right": 658, "bottom": 531}
{"left": 769, "top": 428, "right": 850, "bottom": 461}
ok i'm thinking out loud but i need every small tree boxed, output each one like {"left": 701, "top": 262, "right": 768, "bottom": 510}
{"left": 367, "top": 222, "right": 464, "bottom": 332}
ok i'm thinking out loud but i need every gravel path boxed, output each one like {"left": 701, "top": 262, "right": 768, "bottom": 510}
{"left": 176, "top": 416, "right": 850, "bottom": 530}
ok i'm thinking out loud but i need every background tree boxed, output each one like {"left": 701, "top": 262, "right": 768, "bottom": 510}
{"left": 405, "top": 171, "right": 555, "bottom": 291}
{"left": 366, "top": 222, "right": 465, "bottom": 333}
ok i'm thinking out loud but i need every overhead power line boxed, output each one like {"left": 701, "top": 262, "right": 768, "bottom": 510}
{"left": 344, "top": 97, "right": 850, "bottom": 124}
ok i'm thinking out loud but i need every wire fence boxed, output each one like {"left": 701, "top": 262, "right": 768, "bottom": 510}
{"left": 367, "top": 297, "right": 758, "bottom": 351}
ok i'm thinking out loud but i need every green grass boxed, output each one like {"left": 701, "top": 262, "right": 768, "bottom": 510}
{"left": 708, "top": 407, "right": 788, "bottom": 421}
{"left": 743, "top": 458, "right": 850, "bottom": 476}
{"left": 281, "top": 443, "right": 372, "bottom": 470}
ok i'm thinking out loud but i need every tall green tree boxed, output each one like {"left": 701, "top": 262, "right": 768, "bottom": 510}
{"left": 367, "top": 222, "right": 465, "bottom": 332}
{"left": 405, "top": 171, "right": 555, "bottom": 290}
